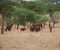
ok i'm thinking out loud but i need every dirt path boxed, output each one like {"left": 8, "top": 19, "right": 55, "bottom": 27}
{"left": 0, "top": 23, "right": 60, "bottom": 50}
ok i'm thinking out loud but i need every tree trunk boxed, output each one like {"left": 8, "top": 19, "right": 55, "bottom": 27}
{"left": 1, "top": 15, "right": 4, "bottom": 34}
{"left": 49, "top": 22, "right": 53, "bottom": 32}
{"left": 17, "top": 24, "right": 19, "bottom": 30}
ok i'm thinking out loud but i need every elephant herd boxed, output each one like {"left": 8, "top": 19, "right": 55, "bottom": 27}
{"left": 5, "top": 22, "right": 43, "bottom": 32}
{"left": 5, "top": 22, "right": 54, "bottom": 32}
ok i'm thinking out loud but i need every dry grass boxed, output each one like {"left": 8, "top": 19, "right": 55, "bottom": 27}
{"left": 0, "top": 23, "right": 60, "bottom": 50}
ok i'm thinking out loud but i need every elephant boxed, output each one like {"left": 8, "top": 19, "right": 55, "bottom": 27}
{"left": 20, "top": 27, "right": 26, "bottom": 31}
{"left": 30, "top": 22, "right": 43, "bottom": 32}
{"left": 5, "top": 24, "right": 13, "bottom": 31}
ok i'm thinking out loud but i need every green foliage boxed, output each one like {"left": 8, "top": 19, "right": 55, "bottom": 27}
{"left": 20, "top": 1, "right": 60, "bottom": 14}
{"left": 35, "top": 14, "right": 49, "bottom": 22}
{"left": 0, "top": 0, "right": 16, "bottom": 14}
{"left": 1, "top": 0, "right": 60, "bottom": 26}
{"left": 0, "top": 0, "right": 17, "bottom": 24}
{"left": 34, "top": 14, "right": 41, "bottom": 22}
{"left": 12, "top": 8, "right": 37, "bottom": 25}
{"left": 20, "top": 1, "right": 47, "bottom": 14}
{"left": 46, "top": 4, "right": 60, "bottom": 14}
{"left": 4, "top": 17, "right": 13, "bottom": 24}
{"left": 40, "top": 16, "right": 49, "bottom": 22}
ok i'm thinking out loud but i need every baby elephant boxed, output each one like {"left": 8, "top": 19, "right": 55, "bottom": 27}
{"left": 21, "top": 28, "right": 26, "bottom": 31}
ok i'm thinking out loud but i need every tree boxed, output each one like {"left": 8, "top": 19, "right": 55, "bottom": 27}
{"left": 0, "top": 0, "right": 16, "bottom": 34}
{"left": 12, "top": 8, "right": 37, "bottom": 29}
{"left": 19, "top": 1, "right": 47, "bottom": 14}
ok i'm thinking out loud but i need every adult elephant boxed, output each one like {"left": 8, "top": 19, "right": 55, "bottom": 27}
{"left": 35, "top": 25, "right": 40, "bottom": 32}
{"left": 5, "top": 23, "right": 13, "bottom": 31}
{"left": 30, "top": 22, "right": 43, "bottom": 32}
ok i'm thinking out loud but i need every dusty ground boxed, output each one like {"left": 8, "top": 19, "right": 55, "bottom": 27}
{"left": 0, "top": 23, "right": 60, "bottom": 50}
